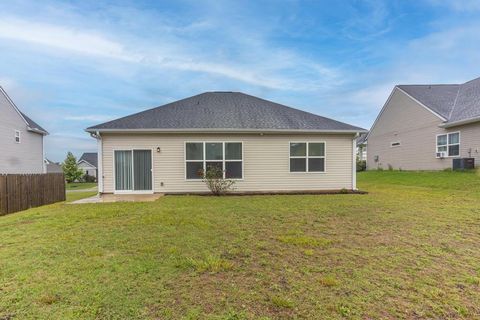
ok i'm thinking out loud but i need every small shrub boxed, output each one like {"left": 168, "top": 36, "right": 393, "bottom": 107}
{"left": 387, "top": 164, "right": 393, "bottom": 171}
{"left": 270, "top": 295, "right": 294, "bottom": 309}
{"left": 339, "top": 188, "right": 348, "bottom": 194}
{"left": 356, "top": 159, "right": 366, "bottom": 172}
{"left": 83, "top": 174, "right": 96, "bottom": 183}
{"left": 199, "top": 165, "right": 235, "bottom": 195}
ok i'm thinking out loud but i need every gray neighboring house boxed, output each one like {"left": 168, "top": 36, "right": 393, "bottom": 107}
{"left": 86, "top": 92, "right": 366, "bottom": 194}
{"left": 44, "top": 159, "right": 63, "bottom": 173}
{"left": 367, "top": 77, "right": 480, "bottom": 170}
{"left": 356, "top": 132, "right": 368, "bottom": 161}
{"left": 0, "top": 86, "right": 48, "bottom": 174}
{"left": 78, "top": 152, "right": 98, "bottom": 179}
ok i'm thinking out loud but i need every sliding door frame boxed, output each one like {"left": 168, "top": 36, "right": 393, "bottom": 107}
{"left": 113, "top": 148, "right": 154, "bottom": 194}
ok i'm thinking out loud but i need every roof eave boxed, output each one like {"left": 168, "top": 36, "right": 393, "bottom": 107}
{"left": 85, "top": 128, "right": 367, "bottom": 134}
{"left": 27, "top": 127, "right": 49, "bottom": 135}
{"left": 439, "top": 116, "right": 480, "bottom": 128}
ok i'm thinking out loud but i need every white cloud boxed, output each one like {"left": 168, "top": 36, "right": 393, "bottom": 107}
{"left": 0, "top": 17, "right": 339, "bottom": 91}
{"left": 427, "top": 0, "right": 480, "bottom": 11}
{"left": 64, "top": 115, "right": 115, "bottom": 122}
{"left": 0, "top": 18, "right": 140, "bottom": 62}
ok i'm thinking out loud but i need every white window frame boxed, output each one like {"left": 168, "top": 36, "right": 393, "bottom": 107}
{"left": 112, "top": 148, "right": 154, "bottom": 194}
{"left": 14, "top": 130, "right": 21, "bottom": 143}
{"left": 436, "top": 132, "right": 460, "bottom": 157}
{"left": 390, "top": 141, "right": 401, "bottom": 147}
{"left": 184, "top": 141, "right": 244, "bottom": 180}
{"left": 289, "top": 142, "right": 326, "bottom": 173}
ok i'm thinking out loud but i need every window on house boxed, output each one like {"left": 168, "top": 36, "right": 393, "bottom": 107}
{"left": 185, "top": 142, "right": 243, "bottom": 180}
{"left": 289, "top": 142, "right": 325, "bottom": 172}
{"left": 15, "top": 130, "right": 21, "bottom": 143}
{"left": 437, "top": 132, "right": 460, "bottom": 157}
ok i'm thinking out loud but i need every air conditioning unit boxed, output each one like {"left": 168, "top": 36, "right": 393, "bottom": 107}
{"left": 436, "top": 151, "right": 447, "bottom": 159}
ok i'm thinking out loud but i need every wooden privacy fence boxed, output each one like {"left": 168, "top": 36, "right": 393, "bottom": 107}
{"left": 0, "top": 173, "right": 66, "bottom": 215}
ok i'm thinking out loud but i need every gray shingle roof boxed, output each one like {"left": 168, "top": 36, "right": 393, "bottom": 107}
{"left": 356, "top": 132, "right": 368, "bottom": 146}
{"left": 79, "top": 152, "right": 98, "bottom": 168}
{"left": 87, "top": 92, "right": 366, "bottom": 132}
{"left": 397, "top": 77, "right": 480, "bottom": 124}
{"left": 20, "top": 112, "right": 48, "bottom": 134}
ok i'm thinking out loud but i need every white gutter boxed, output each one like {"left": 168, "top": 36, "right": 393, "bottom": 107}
{"left": 90, "top": 131, "right": 103, "bottom": 194}
{"left": 352, "top": 133, "right": 359, "bottom": 190}
{"left": 85, "top": 128, "right": 368, "bottom": 134}
{"left": 439, "top": 116, "right": 480, "bottom": 128}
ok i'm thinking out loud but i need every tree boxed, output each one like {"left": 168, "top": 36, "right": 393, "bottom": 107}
{"left": 199, "top": 165, "right": 235, "bottom": 196}
{"left": 62, "top": 152, "right": 84, "bottom": 183}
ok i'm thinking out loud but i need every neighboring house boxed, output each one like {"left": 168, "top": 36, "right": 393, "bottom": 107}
{"left": 356, "top": 132, "right": 368, "bottom": 161}
{"left": 78, "top": 152, "right": 98, "bottom": 179}
{"left": 44, "top": 158, "right": 63, "bottom": 173}
{"left": 0, "top": 86, "right": 48, "bottom": 174}
{"left": 367, "top": 77, "right": 480, "bottom": 170}
{"left": 86, "top": 92, "right": 366, "bottom": 194}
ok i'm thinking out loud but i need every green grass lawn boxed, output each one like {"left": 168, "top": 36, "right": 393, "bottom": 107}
{"left": 66, "top": 182, "right": 98, "bottom": 190}
{"left": 1, "top": 171, "right": 480, "bottom": 319}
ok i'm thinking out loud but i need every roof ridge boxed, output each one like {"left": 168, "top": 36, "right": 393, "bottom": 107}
{"left": 397, "top": 84, "right": 460, "bottom": 87}
{"left": 448, "top": 85, "right": 462, "bottom": 120}
{"left": 462, "top": 76, "right": 480, "bottom": 85}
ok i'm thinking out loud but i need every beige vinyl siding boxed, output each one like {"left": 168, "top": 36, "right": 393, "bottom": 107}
{"left": 101, "top": 133, "right": 355, "bottom": 193}
{"left": 454, "top": 122, "right": 480, "bottom": 164}
{"left": 367, "top": 88, "right": 480, "bottom": 170}
{"left": 0, "top": 91, "right": 44, "bottom": 174}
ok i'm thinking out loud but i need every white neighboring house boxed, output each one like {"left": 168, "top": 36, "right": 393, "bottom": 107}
{"left": 86, "top": 92, "right": 366, "bottom": 194}
{"left": 0, "top": 86, "right": 48, "bottom": 174}
{"left": 78, "top": 152, "right": 98, "bottom": 180}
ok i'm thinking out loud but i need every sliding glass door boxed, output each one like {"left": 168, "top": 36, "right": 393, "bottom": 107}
{"left": 115, "top": 150, "right": 152, "bottom": 192}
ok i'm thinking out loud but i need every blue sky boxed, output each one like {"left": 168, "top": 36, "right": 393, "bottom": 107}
{"left": 1, "top": 0, "right": 480, "bottom": 161}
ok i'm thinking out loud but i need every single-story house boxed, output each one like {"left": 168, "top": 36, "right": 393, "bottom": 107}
{"left": 78, "top": 152, "right": 98, "bottom": 179}
{"left": 367, "top": 77, "right": 480, "bottom": 170}
{"left": 0, "top": 86, "right": 48, "bottom": 174}
{"left": 44, "top": 158, "right": 63, "bottom": 173}
{"left": 86, "top": 92, "right": 366, "bottom": 194}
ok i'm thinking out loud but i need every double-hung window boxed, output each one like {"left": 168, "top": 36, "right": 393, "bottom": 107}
{"left": 289, "top": 142, "right": 325, "bottom": 172}
{"left": 436, "top": 132, "right": 460, "bottom": 157}
{"left": 14, "top": 130, "right": 21, "bottom": 143}
{"left": 185, "top": 142, "right": 243, "bottom": 179}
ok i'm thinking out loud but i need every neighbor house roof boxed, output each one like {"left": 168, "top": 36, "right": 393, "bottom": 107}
{"left": 86, "top": 92, "right": 366, "bottom": 133}
{"left": 79, "top": 152, "right": 98, "bottom": 168}
{"left": 0, "top": 86, "right": 48, "bottom": 135}
{"left": 356, "top": 132, "right": 368, "bottom": 146}
{"left": 397, "top": 77, "right": 480, "bottom": 127}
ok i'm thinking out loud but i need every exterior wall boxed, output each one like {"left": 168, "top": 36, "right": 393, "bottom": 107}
{"left": 100, "top": 133, "right": 356, "bottom": 193}
{"left": 0, "top": 91, "right": 44, "bottom": 174}
{"left": 367, "top": 88, "right": 480, "bottom": 170}
{"left": 78, "top": 162, "right": 97, "bottom": 178}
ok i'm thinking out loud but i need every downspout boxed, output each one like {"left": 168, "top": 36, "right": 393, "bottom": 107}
{"left": 90, "top": 131, "right": 103, "bottom": 194}
{"left": 352, "top": 133, "right": 359, "bottom": 190}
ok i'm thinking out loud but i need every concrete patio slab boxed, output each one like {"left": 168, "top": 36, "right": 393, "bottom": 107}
{"left": 70, "top": 193, "right": 163, "bottom": 204}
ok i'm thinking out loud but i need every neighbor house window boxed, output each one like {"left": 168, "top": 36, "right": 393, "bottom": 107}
{"left": 289, "top": 142, "right": 325, "bottom": 172}
{"left": 437, "top": 132, "right": 460, "bottom": 157}
{"left": 15, "top": 130, "right": 21, "bottom": 143}
{"left": 185, "top": 142, "right": 243, "bottom": 180}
